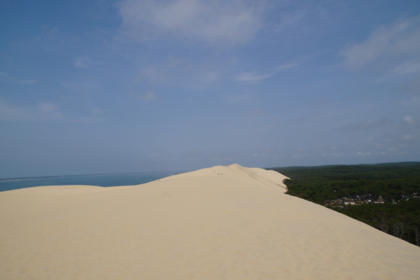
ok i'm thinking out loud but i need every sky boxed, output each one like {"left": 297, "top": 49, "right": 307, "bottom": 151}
{"left": 1, "top": 0, "right": 420, "bottom": 177}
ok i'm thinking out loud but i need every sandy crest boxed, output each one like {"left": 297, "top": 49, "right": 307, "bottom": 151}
{"left": 1, "top": 164, "right": 419, "bottom": 279}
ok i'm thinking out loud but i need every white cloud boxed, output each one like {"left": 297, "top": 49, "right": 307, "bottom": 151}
{"left": 235, "top": 72, "right": 273, "bottom": 82}
{"left": 118, "top": 0, "right": 264, "bottom": 45}
{"left": 0, "top": 72, "right": 38, "bottom": 85}
{"left": 342, "top": 15, "right": 420, "bottom": 69}
{"left": 235, "top": 62, "right": 297, "bottom": 83}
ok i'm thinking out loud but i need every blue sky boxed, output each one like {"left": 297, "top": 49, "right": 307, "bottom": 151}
{"left": 1, "top": 0, "right": 420, "bottom": 177}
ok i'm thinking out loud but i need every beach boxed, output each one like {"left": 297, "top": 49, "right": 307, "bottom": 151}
{"left": 1, "top": 164, "right": 419, "bottom": 279}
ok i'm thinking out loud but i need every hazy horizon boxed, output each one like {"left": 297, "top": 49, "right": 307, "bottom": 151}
{"left": 2, "top": 160, "right": 420, "bottom": 180}
{"left": 1, "top": 0, "right": 420, "bottom": 178}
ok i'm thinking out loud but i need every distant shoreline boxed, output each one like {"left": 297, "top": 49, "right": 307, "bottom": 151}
{"left": 0, "top": 171, "right": 179, "bottom": 192}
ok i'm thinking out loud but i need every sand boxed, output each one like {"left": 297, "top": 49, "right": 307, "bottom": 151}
{"left": 1, "top": 164, "right": 419, "bottom": 279}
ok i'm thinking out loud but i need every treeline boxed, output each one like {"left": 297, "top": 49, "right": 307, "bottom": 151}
{"left": 271, "top": 162, "right": 420, "bottom": 246}
{"left": 339, "top": 200, "right": 420, "bottom": 246}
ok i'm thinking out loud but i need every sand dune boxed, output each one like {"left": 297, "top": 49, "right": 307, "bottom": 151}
{"left": 1, "top": 164, "right": 419, "bottom": 279}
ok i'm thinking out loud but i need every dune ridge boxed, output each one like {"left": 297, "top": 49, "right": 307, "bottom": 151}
{"left": 1, "top": 164, "right": 419, "bottom": 279}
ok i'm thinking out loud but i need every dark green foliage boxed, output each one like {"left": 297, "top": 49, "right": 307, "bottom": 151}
{"left": 270, "top": 162, "right": 420, "bottom": 246}
{"left": 339, "top": 200, "right": 420, "bottom": 246}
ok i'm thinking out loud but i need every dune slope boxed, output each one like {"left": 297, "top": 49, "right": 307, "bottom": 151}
{"left": 1, "top": 164, "right": 419, "bottom": 279}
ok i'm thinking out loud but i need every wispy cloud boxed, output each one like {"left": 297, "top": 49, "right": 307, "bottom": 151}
{"left": 235, "top": 72, "right": 273, "bottom": 82}
{"left": 342, "top": 14, "right": 420, "bottom": 69}
{"left": 118, "top": 0, "right": 264, "bottom": 45}
{"left": 0, "top": 72, "right": 38, "bottom": 85}
{"left": 275, "top": 63, "right": 298, "bottom": 71}
{"left": 235, "top": 62, "right": 297, "bottom": 83}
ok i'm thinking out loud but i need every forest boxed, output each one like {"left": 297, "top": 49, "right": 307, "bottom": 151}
{"left": 272, "top": 162, "right": 420, "bottom": 246}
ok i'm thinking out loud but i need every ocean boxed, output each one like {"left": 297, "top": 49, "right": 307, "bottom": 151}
{"left": 0, "top": 171, "right": 177, "bottom": 192}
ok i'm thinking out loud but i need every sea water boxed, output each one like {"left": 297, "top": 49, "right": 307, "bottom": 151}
{"left": 0, "top": 171, "right": 177, "bottom": 192}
